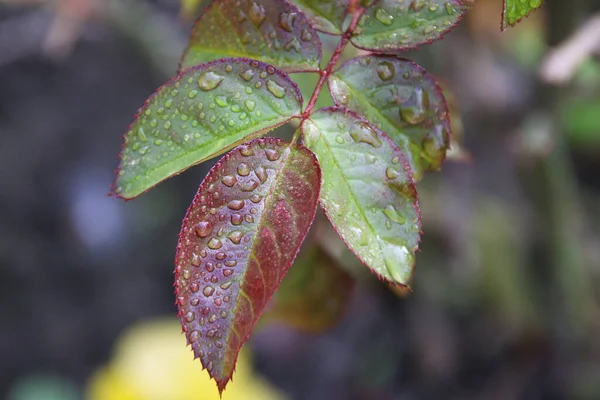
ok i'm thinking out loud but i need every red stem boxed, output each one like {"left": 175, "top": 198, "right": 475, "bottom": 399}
{"left": 301, "top": 7, "right": 363, "bottom": 120}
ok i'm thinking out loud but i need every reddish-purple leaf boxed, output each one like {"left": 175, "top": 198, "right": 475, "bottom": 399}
{"left": 175, "top": 137, "right": 321, "bottom": 393}
{"left": 180, "top": 0, "right": 322, "bottom": 73}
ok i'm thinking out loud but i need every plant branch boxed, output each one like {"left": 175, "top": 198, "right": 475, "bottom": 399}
{"left": 301, "top": 7, "right": 363, "bottom": 119}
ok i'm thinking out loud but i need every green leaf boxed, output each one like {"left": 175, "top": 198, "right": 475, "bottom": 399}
{"left": 502, "top": 0, "right": 544, "bottom": 30}
{"left": 290, "top": 0, "right": 349, "bottom": 34}
{"left": 175, "top": 137, "right": 321, "bottom": 393}
{"left": 329, "top": 55, "right": 451, "bottom": 181}
{"left": 262, "top": 245, "right": 354, "bottom": 332}
{"left": 302, "top": 107, "right": 421, "bottom": 286}
{"left": 352, "top": 0, "right": 470, "bottom": 51}
{"left": 180, "top": 0, "right": 322, "bottom": 73}
{"left": 113, "top": 58, "right": 303, "bottom": 199}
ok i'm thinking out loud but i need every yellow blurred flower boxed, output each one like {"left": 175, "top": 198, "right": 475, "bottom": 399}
{"left": 85, "top": 318, "right": 285, "bottom": 400}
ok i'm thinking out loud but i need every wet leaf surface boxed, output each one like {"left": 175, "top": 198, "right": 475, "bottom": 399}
{"left": 352, "top": 0, "right": 470, "bottom": 51}
{"left": 290, "top": 0, "right": 350, "bottom": 34}
{"left": 180, "top": 0, "right": 322, "bottom": 73}
{"left": 113, "top": 58, "right": 302, "bottom": 199}
{"left": 175, "top": 137, "right": 321, "bottom": 393}
{"left": 502, "top": 0, "right": 544, "bottom": 30}
{"left": 302, "top": 107, "right": 421, "bottom": 285}
{"left": 329, "top": 55, "right": 451, "bottom": 180}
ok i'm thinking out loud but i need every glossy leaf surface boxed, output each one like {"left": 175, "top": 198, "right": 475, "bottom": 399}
{"left": 502, "top": 0, "right": 544, "bottom": 30}
{"left": 262, "top": 245, "right": 354, "bottom": 332}
{"left": 352, "top": 0, "right": 469, "bottom": 51}
{"left": 113, "top": 58, "right": 302, "bottom": 199}
{"left": 290, "top": 0, "right": 349, "bottom": 34}
{"left": 175, "top": 137, "right": 321, "bottom": 393}
{"left": 302, "top": 107, "right": 421, "bottom": 285}
{"left": 180, "top": 0, "right": 322, "bottom": 73}
{"left": 329, "top": 55, "right": 451, "bottom": 180}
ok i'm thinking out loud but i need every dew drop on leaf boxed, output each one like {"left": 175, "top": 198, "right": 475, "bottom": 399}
{"left": 207, "top": 238, "right": 222, "bottom": 249}
{"left": 198, "top": 71, "right": 224, "bottom": 91}
{"left": 383, "top": 204, "right": 407, "bottom": 224}
{"left": 203, "top": 285, "right": 215, "bottom": 297}
{"left": 375, "top": 7, "right": 394, "bottom": 25}
{"left": 195, "top": 221, "right": 213, "bottom": 238}
{"left": 376, "top": 61, "right": 395, "bottom": 81}
{"left": 399, "top": 88, "right": 430, "bottom": 125}
{"left": 249, "top": 1, "right": 266, "bottom": 26}
{"left": 237, "top": 163, "right": 251, "bottom": 176}
{"left": 266, "top": 80, "right": 286, "bottom": 98}
{"left": 349, "top": 122, "right": 383, "bottom": 148}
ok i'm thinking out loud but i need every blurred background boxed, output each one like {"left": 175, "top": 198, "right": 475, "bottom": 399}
{"left": 1, "top": 0, "right": 600, "bottom": 399}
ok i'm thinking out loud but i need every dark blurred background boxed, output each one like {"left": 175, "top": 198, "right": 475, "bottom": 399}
{"left": 1, "top": 0, "right": 600, "bottom": 399}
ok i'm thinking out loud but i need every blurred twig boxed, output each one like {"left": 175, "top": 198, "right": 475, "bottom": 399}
{"left": 540, "top": 13, "right": 600, "bottom": 85}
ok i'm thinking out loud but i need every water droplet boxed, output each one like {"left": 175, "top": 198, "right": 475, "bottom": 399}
{"left": 376, "top": 61, "right": 395, "bottom": 81}
{"left": 265, "top": 148, "right": 280, "bottom": 161}
{"left": 245, "top": 99, "right": 256, "bottom": 112}
{"left": 190, "top": 298, "right": 200, "bottom": 306}
{"left": 223, "top": 269, "right": 233, "bottom": 277}
{"left": 206, "top": 329, "right": 217, "bottom": 338}
{"left": 198, "top": 71, "right": 223, "bottom": 91}
{"left": 209, "top": 314, "right": 218, "bottom": 323}
{"left": 349, "top": 122, "right": 382, "bottom": 148}
{"left": 185, "top": 311, "right": 195, "bottom": 322}
{"left": 383, "top": 204, "right": 407, "bottom": 224}
{"left": 190, "top": 283, "right": 200, "bottom": 293}
{"left": 253, "top": 167, "right": 267, "bottom": 183}
{"left": 250, "top": 194, "right": 262, "bottom": 203}
{"left": 189, "top": 330, "right": 200, "bottom": 342}
{"left": 249, "top": 1, "right": 266, "bottom": 26}
{"left": 386, "top": 166, "right": 400, "bottom": 180}
{"left": 206, "top": 262, "right": 214, "bottom": 272}
{"left": 195, "top": 221, "right": 213, "bottom": 238}
{"left": 215, "top": 96, "right": 228, "bottom": 107}
{"left": 226, "top": 200, "right": 244, "bottom": 211}
{"left": 231, "top": 213, "right": 243, "bottom": 225}
{"left": 222, "top": 175, "right": 237, "bottom": 187}
{"left": 191, "top": 253, "right": 202, "bottom": 267}
{"left": 203, "top": 285, "right": 215, "bottom": 297}
{"left": 241, "top": 179, "right": 259, "bottom": 192}
{"left": 163, "top": 121, "right": 171, "bottom": 130}
{"left": 207, "top": 238, "right": 222, "bottom": 249}
{"left": 215, "top": 341, "right": 223, "bottom": 348}
{"left": 301, "top": 28, "right": 312, "bottom": 41}
{"left": 137, "top": 127, "right": 148, "bottom": 142}
{"left": 228, "top": 231, "right": 243, "bottom": 244}
{"left": 238, "top": 163, "right": 251, "bottom": 176}
{"left": 399, "top": 88, "right": 429, "bottom": 125}
{"left": 220, "top": 281, "right": 232, "bottom": 290}
{"left": 375, "top": 8, "right": 394, "bottom": 25}
{"left": 240, "top": 69, "right": 254, "bottom": 81}
{"left": 279, "top": 11, "right": 296, "bottom": 32}
{"left": 245, "top": 214, "right": 254, "bottom": 223}
{"left": 266, "top": 80, "right": 286, "bottom": 98}
{"left": 335, "top": 135, "right": 344, "bottom": 144}
{"left": 182, "top": 269, "right": 191, "bottom": 280}
{"left": 225, "top": 260, "right": 237, "bottom": 267}
{"left": 215, "top": 252, "right": 226, "bottom": 261}
{"left": 239, "top": 145, "right": 254, "bottom": 157}
{"left": 188, "top": 90, "right": 198, "bottom": 99}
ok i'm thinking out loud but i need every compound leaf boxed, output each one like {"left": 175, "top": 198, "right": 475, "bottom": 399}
{"left": 302, "top": 107, "right": 421, "bottom": 286}
{"left": 262, "top": 244, "right": 354, "bottom": 332}
{"left": 175, "top": 137, "right": 321, "bottom": 393}
{"left": 113, "top": 58, "right": 302, "bottom": 199}
{"left": 329, "top": 55, "right": 451, "bottom": 181}
{"left": 502, "top": 0, "right": 544, "bottom": 30}
{"left": 352, "top": 0, "right": 470, "bottom": 52}
{"left": 180, "top": 0, "right": 322, "bottom": 73}
{"left": 290, "top": 0, "right": 349, "bottom": 34}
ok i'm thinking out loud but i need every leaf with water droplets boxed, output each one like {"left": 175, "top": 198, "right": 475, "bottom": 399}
{"left": 180, "top": 0, "right": 321, "bottom": 73}
{"left": 113, "top": 58, "right": 302, "bottom": 199}
{"left": 502, "top": 0, "right": 544, "bottom": 30}
{"left": 302, "top": 107, "right": 421, "bottom": 286}
{"left": 329, "top": 55, "right": 451, "bottom": 181}
{"left": 175, "top": 137, "right": 321, "bottom": 393}
{"left": 352, "top": 0, "right": 470, "bottom": 51}
{"left": 262, "top": 245, "right": 354, "bottom": 332}
{"left": 290, "top": 0, "right": 349, "bottom": 34}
